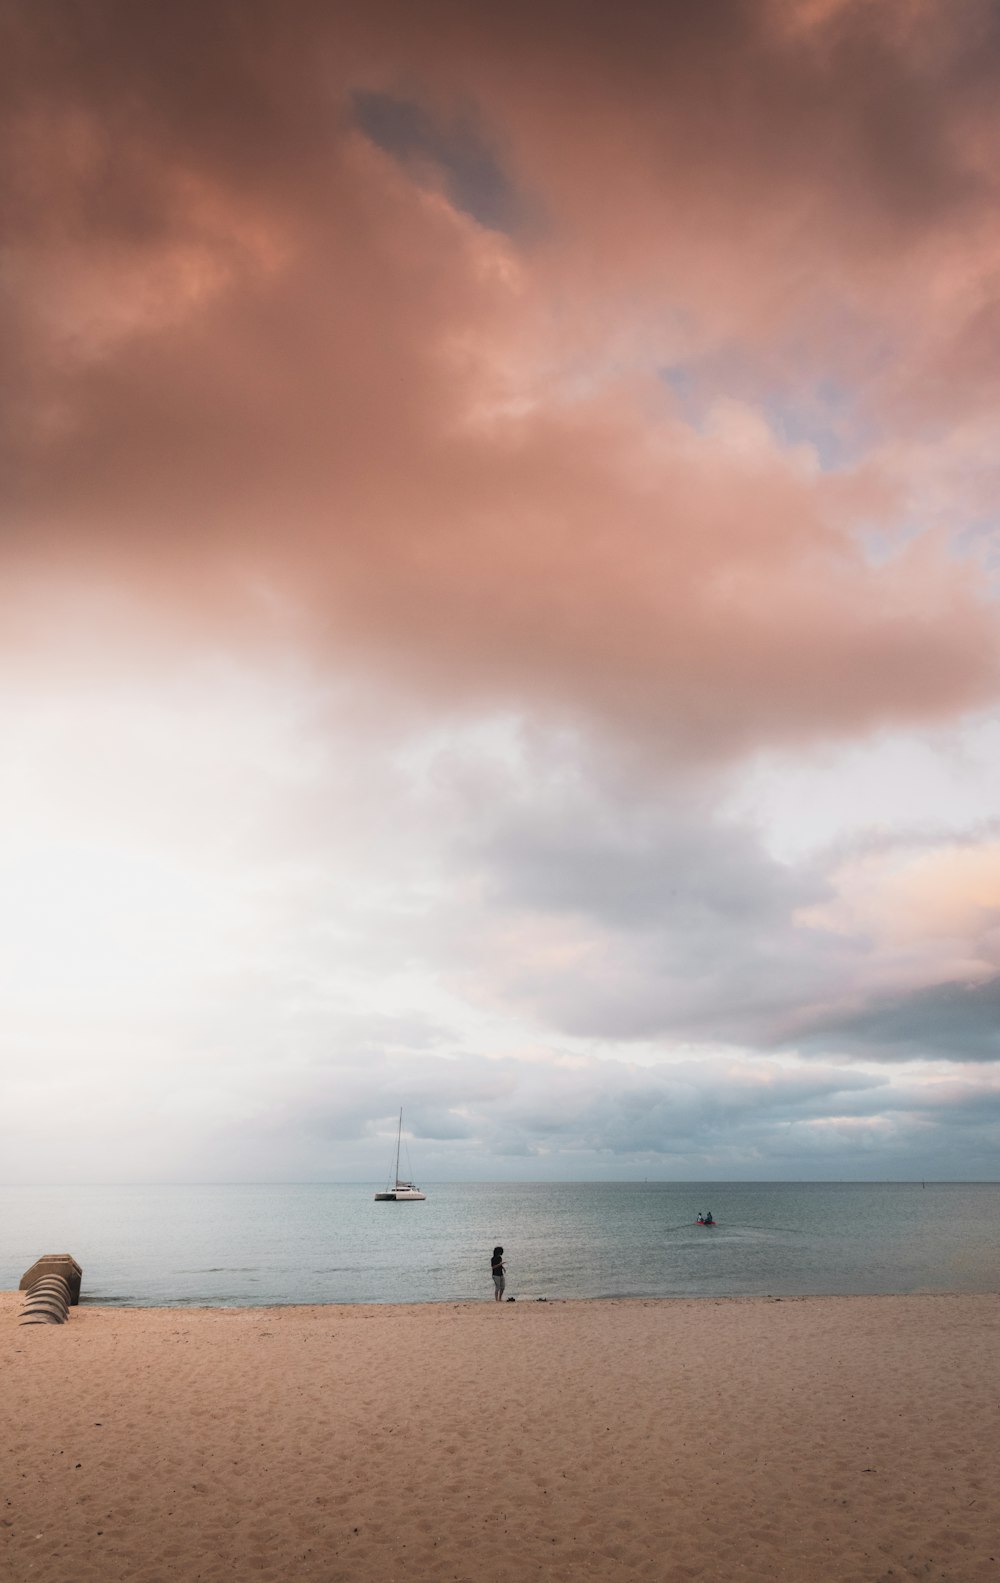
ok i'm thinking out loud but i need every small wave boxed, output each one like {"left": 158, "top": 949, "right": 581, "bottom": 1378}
{"left": 180, "top": 1266, "right": 260, "bottom": 1274}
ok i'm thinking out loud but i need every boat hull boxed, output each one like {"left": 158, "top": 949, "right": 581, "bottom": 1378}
{"left": 374, "top": 1189, "right": 426, "bottom": 1201}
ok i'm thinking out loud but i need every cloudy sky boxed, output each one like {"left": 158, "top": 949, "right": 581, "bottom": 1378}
{"left": 2, "top": 0, "right": 999, "bottom": 1183}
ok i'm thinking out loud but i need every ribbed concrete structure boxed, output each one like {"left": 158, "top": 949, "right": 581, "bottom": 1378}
{"left": 18, "top": 1255, "right": 82, "bottom": 1325}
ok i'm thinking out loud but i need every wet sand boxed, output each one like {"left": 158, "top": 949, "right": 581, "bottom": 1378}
{"left": 2, "top": 1290, "right": 998, "bottom": 1582}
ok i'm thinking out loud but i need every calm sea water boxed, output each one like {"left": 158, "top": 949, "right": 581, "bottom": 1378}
{"left": 2, "top": 1181, "right": 998, "bottom": 1307}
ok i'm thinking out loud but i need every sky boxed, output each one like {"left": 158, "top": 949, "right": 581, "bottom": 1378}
{"left": 2, "top": 0, "right": 999, "bottom": 1183}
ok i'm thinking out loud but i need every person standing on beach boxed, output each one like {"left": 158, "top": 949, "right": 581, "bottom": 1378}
{"left": 491, "top": 1246, "right": 506, "bottom": 1301}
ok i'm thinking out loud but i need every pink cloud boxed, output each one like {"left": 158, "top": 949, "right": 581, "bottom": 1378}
{"left": 3, "top": 0, "right": 999, "bottom": 765}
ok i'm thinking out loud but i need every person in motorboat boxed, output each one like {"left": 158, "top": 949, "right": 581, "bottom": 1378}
{"left": 491, "top": 1246, "right": 506, "bottom": 1302}
{"left": 703, "top": 1211, "right": 714, "bottom": 1225}
{"left": 696, "top": 1214, "right": 705, "bottom": 1224}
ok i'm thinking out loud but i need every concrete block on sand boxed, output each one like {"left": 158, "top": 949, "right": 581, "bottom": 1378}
{"left": 19, "top": 1254, "right": 82, "bottom": 1304}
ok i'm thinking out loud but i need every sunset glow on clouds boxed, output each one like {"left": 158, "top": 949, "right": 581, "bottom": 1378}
{"left": 2, "top": 0, "right": 999, "bottom": 1181}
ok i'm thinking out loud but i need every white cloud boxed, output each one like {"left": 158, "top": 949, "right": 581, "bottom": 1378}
{"left": 2, "top": 623, "right": 999, "bottom": 1182}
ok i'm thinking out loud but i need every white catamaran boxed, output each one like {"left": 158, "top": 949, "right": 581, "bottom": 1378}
{"left": 374, "top": 1109, "right": 427, "bottom": 1201}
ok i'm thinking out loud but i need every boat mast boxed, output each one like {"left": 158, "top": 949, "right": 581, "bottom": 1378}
{"left": 394, "top": 1108, "right": 403, "bottom": 1187}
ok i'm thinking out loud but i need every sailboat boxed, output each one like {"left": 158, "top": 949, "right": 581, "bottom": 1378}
{"left": 374, "top": 1109, "right": 427, "bottom": 1201}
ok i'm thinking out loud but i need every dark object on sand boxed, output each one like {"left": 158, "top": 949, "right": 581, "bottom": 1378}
{"left": 19, "top": 1254, "right": 82, "bottom": 1325}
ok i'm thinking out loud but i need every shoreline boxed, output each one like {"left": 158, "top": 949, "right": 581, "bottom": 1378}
{"left": 5, "top": 1290, "right": 998, "bottom": 1582}
{"left": 9, "top": 1286, "right": 998, "bottom": 1311}
{"left": 14, "top": 1284, "right": 1000, "bottom": 1314}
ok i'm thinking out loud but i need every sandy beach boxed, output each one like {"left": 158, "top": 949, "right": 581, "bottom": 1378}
{"left": 3, "top": 1291, "right": 997, "bottom": 1583}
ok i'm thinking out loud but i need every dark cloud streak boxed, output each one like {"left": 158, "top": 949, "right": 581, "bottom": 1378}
{"left": 797, "top": 975, "right": 1000, "bottom": 1062}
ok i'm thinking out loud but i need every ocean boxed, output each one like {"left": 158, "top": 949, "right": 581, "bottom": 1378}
{"left": 3, "top": 1180, "right": 999, "bottom": 1307}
